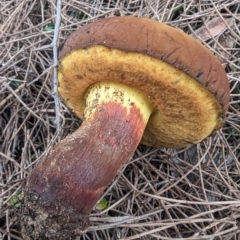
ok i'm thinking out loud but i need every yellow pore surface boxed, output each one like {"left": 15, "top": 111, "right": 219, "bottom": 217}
{"left": 58, "top": 46, "right": 222, "bottom": 148}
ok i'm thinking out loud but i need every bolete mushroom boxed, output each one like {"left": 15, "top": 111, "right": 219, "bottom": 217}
{"left": 21, "top": 16, "right": 229, "bottom": 239}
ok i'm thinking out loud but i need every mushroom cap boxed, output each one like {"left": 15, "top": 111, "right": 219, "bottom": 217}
{"left": 58, "top": 16, "right": 230, "bottom": 148}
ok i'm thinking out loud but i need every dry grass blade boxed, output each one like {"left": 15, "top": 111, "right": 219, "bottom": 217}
{"left": 0, "top": 0, "right": 240, "bottom": 239}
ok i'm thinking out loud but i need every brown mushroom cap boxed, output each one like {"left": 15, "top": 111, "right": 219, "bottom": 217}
{"left": 58, "top": 16, "right": 230, "bottom": 148}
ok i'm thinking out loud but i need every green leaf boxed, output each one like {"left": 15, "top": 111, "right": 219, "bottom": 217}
{"left": 9, "top": 193, "right": 24, "bottom": 208}
{"left": 44, "top": 24, "right": 55, "bottom": 32}
{"left": 96, "top": 197, "right": 108, "bottom": 210}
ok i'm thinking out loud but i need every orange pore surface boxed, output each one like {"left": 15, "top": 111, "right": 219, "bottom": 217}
{"left": 58, "top": 46, "right": 223, "bottom": 148}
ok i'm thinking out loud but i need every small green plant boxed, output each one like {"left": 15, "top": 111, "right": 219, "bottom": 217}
{"left": 96, "top": 197, "right": 108, "bottom": 210}
{"left": 43, "top": 24, "right": 54, "bottom": 32}
{"left": 9, "top": 193, "right": 24, "bottom": 208}
{"left": 170, "top": 6, "right": 184, "bottom": 20}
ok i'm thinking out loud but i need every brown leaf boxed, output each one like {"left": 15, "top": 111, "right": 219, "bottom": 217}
{"left": 192, "top": 17, "right": 234, "bottom": 42}
{"left": 217, "top": 34, "right": 235, "bottom": 67}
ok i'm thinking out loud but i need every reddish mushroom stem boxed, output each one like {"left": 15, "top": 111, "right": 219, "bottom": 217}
{"left": 21, "top": 82, "right": 153, "bottom": 239}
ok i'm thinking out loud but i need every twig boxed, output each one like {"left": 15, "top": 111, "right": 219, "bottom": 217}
{"left": 0, "top": 81, "right": 25, "bottom": 109}
{"left": 52, "top": 0, "right": 63, "bottom": 141}
{"left": 35, "top": 0, "right": 63, "bottom": 141}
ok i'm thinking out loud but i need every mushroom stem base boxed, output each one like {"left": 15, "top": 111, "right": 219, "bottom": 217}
{"left": 21, "top": 82, "right": 153, "bottom": 239}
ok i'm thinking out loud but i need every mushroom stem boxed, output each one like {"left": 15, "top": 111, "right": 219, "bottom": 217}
{"left": 21, "top": 82, "right": 153, "bottom": 239}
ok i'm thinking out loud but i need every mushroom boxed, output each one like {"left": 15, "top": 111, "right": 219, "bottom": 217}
{"left": 21, "top": 16, "right": 229, "bottom": 239}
